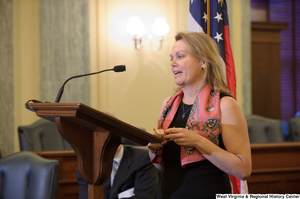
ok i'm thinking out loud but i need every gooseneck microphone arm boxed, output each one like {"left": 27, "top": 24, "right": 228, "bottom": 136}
{"left": 54, "top": 65, "right": 126, "bottom": 103}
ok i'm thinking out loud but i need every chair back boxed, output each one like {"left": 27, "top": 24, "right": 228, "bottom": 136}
{"left": 18, "top": 119, "right": 72, "bottom": 151}
{"left": 288, "top": 117, "right": 300, "bottom": 142}
{"left": 245, "top": 115, "right": 284, "bottom": 143}
{"left": 0, "top": 151, "right": 59, "bottom": 199}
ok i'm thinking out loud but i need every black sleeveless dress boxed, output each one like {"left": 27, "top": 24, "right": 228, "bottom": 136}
{"left": 158, "top": 93, "right": 232, "bottom": 199}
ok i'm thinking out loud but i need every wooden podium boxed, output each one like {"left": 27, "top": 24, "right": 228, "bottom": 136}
{"left": 26, "top": 102, "right": 163, "bottom": 199}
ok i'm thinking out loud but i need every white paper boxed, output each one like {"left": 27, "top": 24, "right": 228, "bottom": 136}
{"left": 118, "top": 187, "right": 135, "bottom": 198}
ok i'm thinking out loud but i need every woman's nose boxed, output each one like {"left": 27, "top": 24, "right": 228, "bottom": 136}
{"left": 170, "top": 60, "right": 177, "bottom": 67}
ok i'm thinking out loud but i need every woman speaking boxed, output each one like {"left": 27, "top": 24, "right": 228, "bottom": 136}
{"left": 148, "top": 32, "right": 252, "bottom": 199}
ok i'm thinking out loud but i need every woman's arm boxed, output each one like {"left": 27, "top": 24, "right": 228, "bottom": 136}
{"left": 217, "top": 96, "right": 252, "bottom": 179}
{"left": 165, "top": 96, "right": 252, "bottom": 180}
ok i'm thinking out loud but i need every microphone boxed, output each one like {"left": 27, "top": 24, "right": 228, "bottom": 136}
{"left": 54, "top": 65, "right": 126, "bottom": 103}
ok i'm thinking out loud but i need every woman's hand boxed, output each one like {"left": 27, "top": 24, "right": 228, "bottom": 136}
{"left": 148, "top": 129, "right": 167, "bottom": 152}
{"left": 164, "top": 127, "right": 201, "bottom": 147}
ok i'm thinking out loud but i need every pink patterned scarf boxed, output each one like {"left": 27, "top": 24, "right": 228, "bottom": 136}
{"left": 151, "top": 83, "right": 221, "bottom": 167}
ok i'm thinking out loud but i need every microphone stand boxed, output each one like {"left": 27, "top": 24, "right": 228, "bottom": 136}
{"left": 55, "top": 65, "right": 125, "bottom": 103}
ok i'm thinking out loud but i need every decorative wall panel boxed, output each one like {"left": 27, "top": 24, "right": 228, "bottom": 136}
{"left": 40, "top": 0, "right": 90, "bottom": 104}
{"left": 0, "top": 0, "right": 14, "bottom": 157}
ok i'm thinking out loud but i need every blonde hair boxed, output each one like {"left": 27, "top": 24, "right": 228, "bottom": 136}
{"left": 175, "top": 32, "right": 231, "bottom": 94}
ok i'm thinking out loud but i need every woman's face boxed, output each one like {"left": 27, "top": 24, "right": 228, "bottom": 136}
{"left": 170, "top": 39, "right": 205, "bottom": 88}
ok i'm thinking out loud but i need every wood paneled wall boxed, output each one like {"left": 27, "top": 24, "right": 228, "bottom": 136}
{"left": 251, "top": 22, "right": 288, "bottom": 119}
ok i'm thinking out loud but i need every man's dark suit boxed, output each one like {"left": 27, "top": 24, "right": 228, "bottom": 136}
{"left": 76, "top": 145, "right": 159, "bottom": 199}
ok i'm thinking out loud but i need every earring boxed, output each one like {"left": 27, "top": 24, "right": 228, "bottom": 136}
{"left": 201, "top": 62, "right": 206, "bottom": 70}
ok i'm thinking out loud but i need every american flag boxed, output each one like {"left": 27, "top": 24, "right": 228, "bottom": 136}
{"left": 187, "top": 0, "right": 244, "bottom": 194}
{"left": 187, "top": 0, "right": 236, "bottom": 99}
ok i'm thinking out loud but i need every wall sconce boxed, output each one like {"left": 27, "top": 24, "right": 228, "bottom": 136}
{"left": 126, "top": 16, "right": 146, "bottom": 50}
{"left": 126, "top": 16, "right": 169, "bottom": 51}
{"left": 151, "top": 18, "right": 170, "bottom": 51}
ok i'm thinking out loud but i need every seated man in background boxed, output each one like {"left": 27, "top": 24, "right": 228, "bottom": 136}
{"left": 76, "top": 139, "right": 159, "bottom": 199}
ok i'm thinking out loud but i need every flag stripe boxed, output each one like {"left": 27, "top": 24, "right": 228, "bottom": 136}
{"left": 224, "top": 25, "right": 236, "bottom": 99}
{"left": 187, "top": 12, "right": 205, "bottom": 33}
